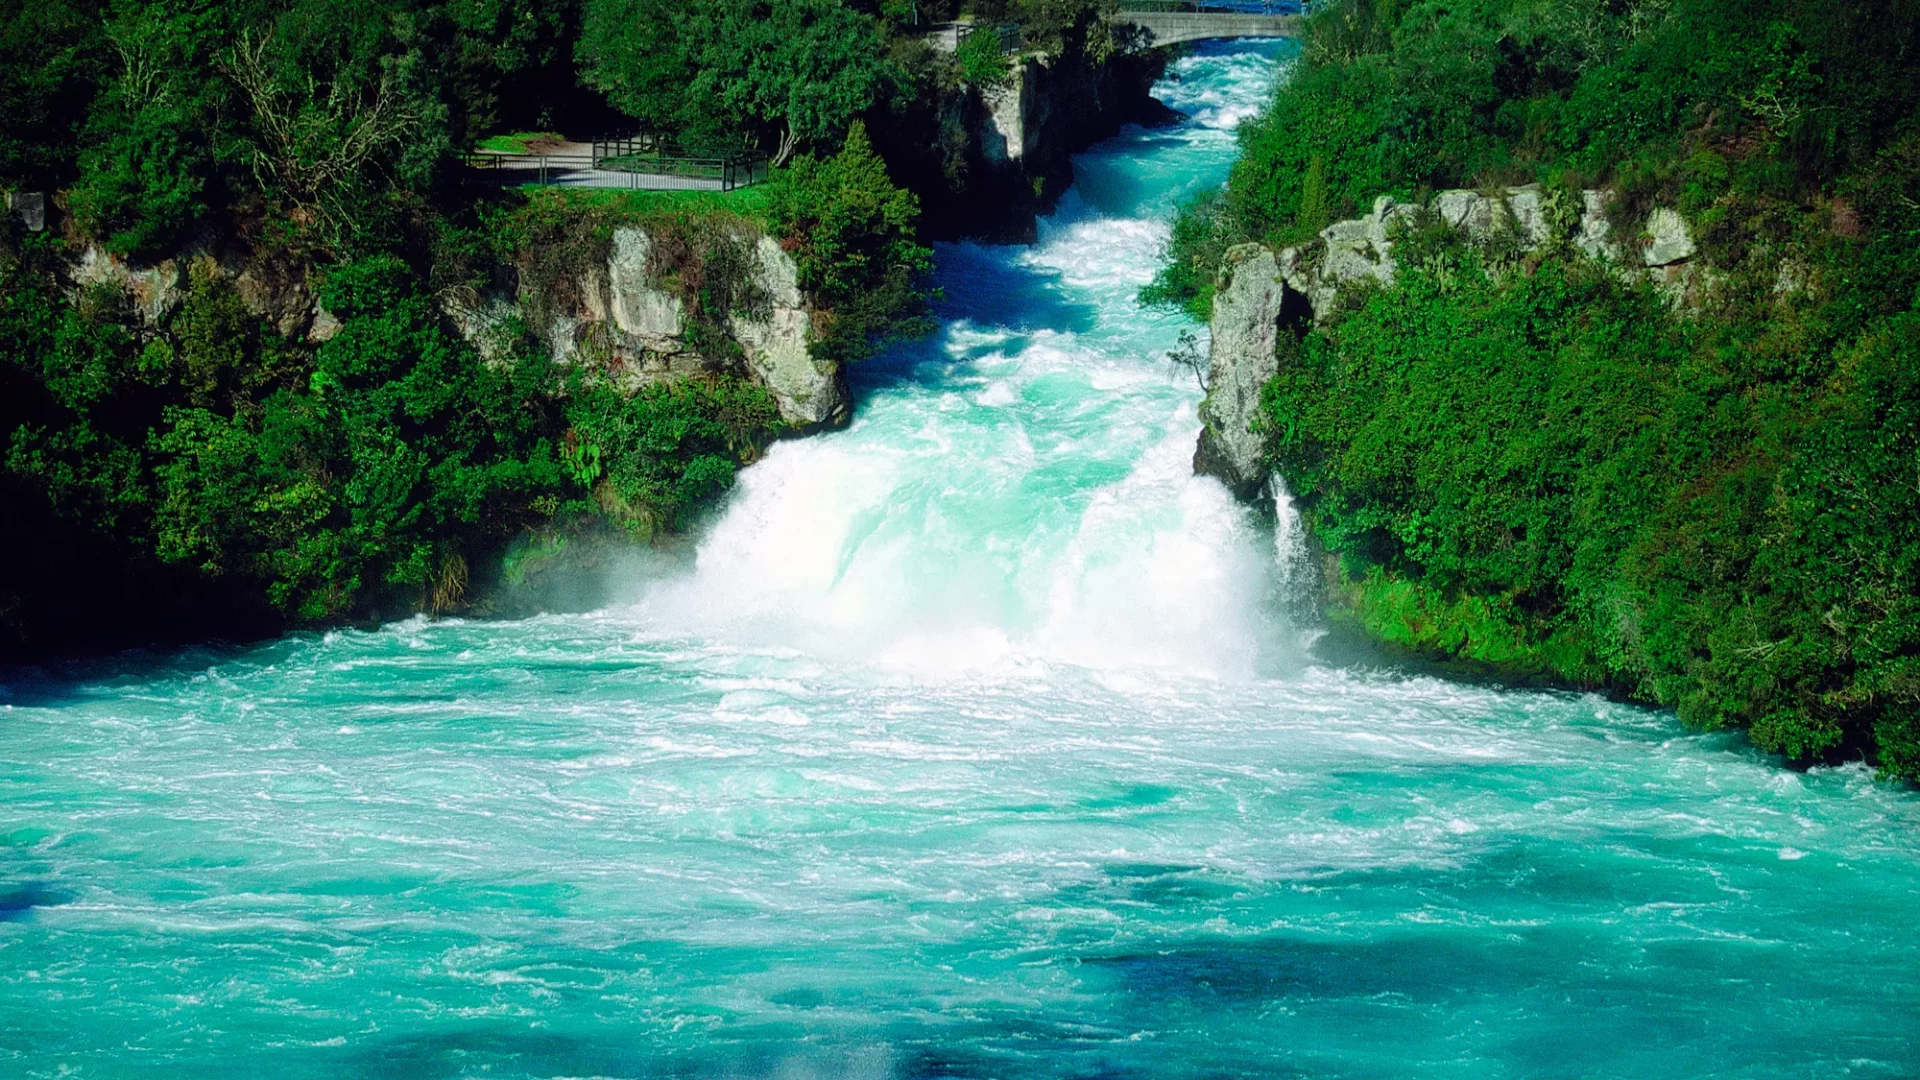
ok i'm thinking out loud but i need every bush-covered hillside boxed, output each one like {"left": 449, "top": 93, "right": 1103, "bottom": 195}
{"left": 0, "top": 0, "right": 953, "bottom": 657}
{"left": 1158, "top": 0, "right": 1920, "bottom": 777}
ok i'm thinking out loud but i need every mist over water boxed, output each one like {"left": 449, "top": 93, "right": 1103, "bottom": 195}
{"left": 5, "top": 40, "right": 1920, "bottom": 1079}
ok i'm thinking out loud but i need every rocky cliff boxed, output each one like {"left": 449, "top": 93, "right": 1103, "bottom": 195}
{"left": 465, "top": 224, "right": 848, "bottom": 430}
{"left": 67, "top": 216, "right": 849, "bottom": 433}
{"left": 882, "top": 49, "right": 1171, "bottom": 242}
{"left": 67, "top": 243, "right": 339, "bottom": 342}
{"left": 1193, "top": 243, "right": 1298, "bottom": 499}
{"left": 1195, "top": 187, "right": 1714, "bottom": 495}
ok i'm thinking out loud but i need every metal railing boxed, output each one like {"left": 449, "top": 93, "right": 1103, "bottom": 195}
{"left": 1119, "top": 1, "right": 1294, "bottom": 12}
{"left": 592, "top": 140, "right": 769, "bottom": 189}
{"left": 920, "top": 21, "right": 1021, "bottom": 54}
{"left": 465, "top": 145, "right": 770, "bottom": 192}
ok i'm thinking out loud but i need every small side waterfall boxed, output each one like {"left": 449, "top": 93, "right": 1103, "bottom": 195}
{"left": 1269, "top": 473, "right": 1312, "bottom": 600}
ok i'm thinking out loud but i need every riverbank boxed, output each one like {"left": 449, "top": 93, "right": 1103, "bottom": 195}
{"left": 1162, "top": 0, "right": 1920, "bottom": 779}
{"left": 0, "top": 127, "right": 931, "bottom": 660}
{"left": 0, "top": 0, "right": 1183, "bottom": 660}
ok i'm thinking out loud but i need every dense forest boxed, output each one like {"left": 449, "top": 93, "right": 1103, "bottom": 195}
{"left": 0, "top": 0, "right": 1119, "bottom": 656}
{"left": 1150, "top": 0, "right": 1920, "bottom": 777}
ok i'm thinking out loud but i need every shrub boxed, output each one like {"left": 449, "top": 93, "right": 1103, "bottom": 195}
{"left": 564, "top": 376, "right": 782, "bottom": 535}
{"left": 956, "top": 25, "right": 1012, "bottom": 86}
{"left": 768, "top": 121, "right": 934, "bottom": 365}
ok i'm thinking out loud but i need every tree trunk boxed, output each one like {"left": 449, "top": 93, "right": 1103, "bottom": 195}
{"left": 771, "top": 125, "right": 799, "bottom": 168}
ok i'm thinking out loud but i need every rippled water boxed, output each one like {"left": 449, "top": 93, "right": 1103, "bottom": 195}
{"left": 5, "top": 41, "right": 1919, "bottom": 1079}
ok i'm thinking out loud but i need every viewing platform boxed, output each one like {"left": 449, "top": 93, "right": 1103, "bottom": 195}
{"left": 464, "top": 138, "right": 768, "bottom": 192}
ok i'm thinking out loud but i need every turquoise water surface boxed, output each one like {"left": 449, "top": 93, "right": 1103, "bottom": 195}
{"left": 5, "top": 41, "right": 1919, "bottom": 1079}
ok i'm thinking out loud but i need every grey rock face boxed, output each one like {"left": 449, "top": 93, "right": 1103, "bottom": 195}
{"left": 1642, "top": 207, "right": 1697, "bottom": 267}
{"left": 980, "top": 61, "right": 1036, "bottom": 164}
{"left": 8, "top": 191, "right": 44, "bottom": 232}
{"left": 1576, "top": 189, "right": 1621, "bottom": 260}
{"left": 1195, "top": 244, "right": 1289, "bottom": 497}
{"left": 68, "top": 246, "right": 334, "bottom": 338}
{"left": 607, "top": 229, "right": 686, "bottom": 345}
{"left": 1272, "top": 187, "right": 1693, "bottom": 327}
{"left": 1505, "top": 185, "right": 1552, "bottom": 247}
{"left": 507, "top": 225, "right": 847, "bottom": 431}
{"left": 72, "top": 246, "right": 186, "bottom": 326}
{"left": 732, "top": 235, "right": 849, "bottom": 429}
{"left": 1195, "top": 187, "right": 1706, "bottom": 500}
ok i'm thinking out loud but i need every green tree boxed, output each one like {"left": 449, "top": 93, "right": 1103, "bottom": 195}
{"left": 225, "top": 1, "right": 448, "bottom": 254}
{"left": 769, "top": 120, "right": 933, "bottom": 364}
{"left": 0, "top": 0, "right": 109, "bottom": 188}
{"left": 565, "top": 377, "right": 782, "bottom": 535}
{"left": 577, "top": 0, "right": 903, "bottom": 163}
{"left": 69, "top": 0, "right": 245, "bottom": 257}
{"left": 1219, "top": 0, "right": 1920, "bottom": 777}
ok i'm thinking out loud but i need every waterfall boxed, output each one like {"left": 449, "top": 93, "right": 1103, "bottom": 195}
{"left": 1269, "top": 472, "right": 1312, "bottom": 600}
{"left": 16, "top": 39, "right": 1917, "bottom": 1080}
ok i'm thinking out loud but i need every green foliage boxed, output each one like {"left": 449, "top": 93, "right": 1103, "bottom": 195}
{"left": 0, "top": 0, "right": 108, "bottom": 188}
{"left": 577, "top": 0, "right": 904, "bottom": 163}
{"left": 1141, "top": 189, "right": 1234, "bottom": 320}
{"left": 31, "top": 0, "right": 598, "bottom": 258}
{"left": 0, "top": 0, "right": 950, "bottom": 656}
{"left": 1264, "top": 211, "right": 1920, "bottom": 776}
{"left": 476, "top": 131, "right": 565, "bottom": 154}
{"left": 1180, "top": 0, "right": 1920, "bottom": 777}
{"left": 485, "top": 187, "right": 773, "bottom": 361}
{"left": 565, "top": 377, "right": 782, "bottom": 534}
{"left": 222, "top": 1, "right": 451, "bottom": 255}
{"left": 0, "top": 243, "right": 577, "bottom": 623}
{"left": 68, "top": 0, "right": 245, "bottom": 257}
{"left": 966, "top": 0, "right": 1120, "bottom": 61}
{"left": 768, "top": 121, "right": 934, "bottom": 365}
{"left": 1205, "top": 0, "right": 1920, "bottom": 252}
{"left": 955, "top": 24, "right": 1013, "bottom": 86}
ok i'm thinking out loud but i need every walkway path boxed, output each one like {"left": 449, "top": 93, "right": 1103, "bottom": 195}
{"left": 467, "top": 139, "right": 764, "bottom": 192}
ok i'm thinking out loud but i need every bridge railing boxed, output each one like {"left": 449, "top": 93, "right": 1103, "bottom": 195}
{"left": 1118, "top": 1, "right": 1296, "bottom": 13}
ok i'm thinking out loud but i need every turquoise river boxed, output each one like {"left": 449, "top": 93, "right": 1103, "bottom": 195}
{"left": 4, "top": 40, "right": 1919, "bottom": 1080}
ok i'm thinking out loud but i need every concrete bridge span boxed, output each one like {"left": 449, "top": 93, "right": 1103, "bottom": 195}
{"left": 1116, "top": 10, "right": 1300, "bottom": 46}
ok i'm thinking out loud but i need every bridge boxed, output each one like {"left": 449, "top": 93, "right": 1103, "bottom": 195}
{"left": 1116, "top": 8, "right": 1300, "bottom": 46}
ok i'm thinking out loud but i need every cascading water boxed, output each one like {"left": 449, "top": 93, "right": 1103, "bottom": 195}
{"left": 3, "top": 40, "right": 1919, "bottom": 1080}
{"left": 1268, "top": 474, "right": 1313, "bottom": 601}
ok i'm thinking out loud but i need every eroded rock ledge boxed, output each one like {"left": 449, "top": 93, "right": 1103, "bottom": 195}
{"left": 1196, "top": 187, "right": 1711, "bottom": 496}
{"left": 68, "top": 221, "right": 848, "bottom": 432}
{"left": 459, "top": 226, "right": 848, "bottom": 430}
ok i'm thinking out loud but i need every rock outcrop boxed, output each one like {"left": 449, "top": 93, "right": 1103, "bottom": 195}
{"left": 61, "top": 222, "right": 845, "bottom": 430}
{"left": 499, "top": 225, "right": 849, "bottom": 430}
{"left": 1641, "top": 207, "right": 1696, "bottom": 267}
{"left": 66, "top": 245, "right": 337, "bottom": 342}
{"left": 7, "top": 191, "right": 45, "bottom": 233}
{"left": 1198, "top": 187, "right": 1709, "bottom": 497}
{"left": 1194, "top": 244, "right": 1291, "bottom": 498}
{"left": 881, "top": 48, "right": 1171, "bottom": 242}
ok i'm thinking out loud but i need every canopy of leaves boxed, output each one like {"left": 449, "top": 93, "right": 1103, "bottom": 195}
{"left": 1213, "top": 0, "right": 1920, "bottom": 778}
{"left": 769, "top": 121, "right": 934, "bottom": 365}
{"left": 577, "top": 0, "right": 904, "bottom": 163}
{"left": 1, "top": 0, "right": 599, "bottom": 259}
{"left": 1148, "top": 0, "right": 1920, "bottom": 308}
